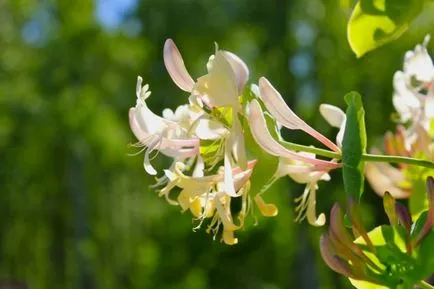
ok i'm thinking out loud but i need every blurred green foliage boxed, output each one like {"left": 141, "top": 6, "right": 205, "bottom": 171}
{"left": 1, "top": 0, "right": 434, "bottom": 288}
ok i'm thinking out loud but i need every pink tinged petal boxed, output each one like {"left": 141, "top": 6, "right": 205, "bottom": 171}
{"left": 222, "top": 50, "right": 249, "bottom": 93}
{"left": 259, "top": 77, "right": 341, "bottom": 152}
{"left": 129, "top": 108, "right": 199, "bottom": 158}
{"left": 163, "top": 39, "right": 195, "bottom": 92}
{"left": 247, "top": 100, "right": 340, "bottom": 170}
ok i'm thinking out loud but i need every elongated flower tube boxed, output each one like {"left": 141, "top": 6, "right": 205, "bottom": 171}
{"left": 247, "top": 99, "right": 340, "bottom": 170}
{"left": 129, "top": 77, "right": 200, "bottom": 175}
{"left": 258, "top": 77, "right": 341, "bottom": 152}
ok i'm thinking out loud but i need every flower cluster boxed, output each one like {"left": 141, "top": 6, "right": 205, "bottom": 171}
{"left": 128, "top": 39, "right": 343, "bottom": 244}
{"left": 320, "top": 177, "right": 434, "bottom": 288}
{"left": 366, "top": 35, "right": 434, "bottom": 200}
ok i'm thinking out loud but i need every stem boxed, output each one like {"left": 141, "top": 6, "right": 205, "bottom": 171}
{"left": 362, "top": 154, "right": 434, "bottom": 169}
{"left": 280, "top": 141, "right": 342, "bottom": 159}
{"left": 418, "top": 281, "right": 434, "bottom": 289}
{"left": 278, "top": 142, "right": 434, "bottom": 170}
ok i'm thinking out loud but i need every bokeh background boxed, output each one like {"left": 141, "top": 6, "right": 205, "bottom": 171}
{"left": 1, "top": 0, "right": 434, "bottom": 288}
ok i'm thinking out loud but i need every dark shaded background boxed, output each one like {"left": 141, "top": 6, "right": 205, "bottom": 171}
{"left": 1, "top": 0, "right": 434, "bottom": 288}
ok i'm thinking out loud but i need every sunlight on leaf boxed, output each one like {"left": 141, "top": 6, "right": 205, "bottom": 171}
{"left": 347, "top": 0, "right": 424, "bottom": 57}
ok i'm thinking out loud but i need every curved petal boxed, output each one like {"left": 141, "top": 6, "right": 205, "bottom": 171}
{"left": 319, "top": 104, "right": 347, "bottom": 148}
{"left": 222, "top": 50, "right": 249, "bottom": 93}
{"left": 193, "top": 118, "right": 228, "bottom": 140}
{"left": 254, "top": 194, "right": 278, "bottom": 217}
{"left": 319, "top": 104, "right": 346, "bottom": 128}
{"left": 164, "top": 39, "right": 195, "bottom": 92}
{"left": 247, "top": 99, "right": 340, "bottom": 170}
{"left": 194, "top": 51, "right": 238, "bottom": 108}
{"left": 259, "top": 77, "right": 340, "bottom": 152}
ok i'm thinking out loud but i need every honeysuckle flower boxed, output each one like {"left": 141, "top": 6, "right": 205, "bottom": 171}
{"left": 246, "top": 98, "right": 340, "bottom": 226}
{"left": 393, "top": 35, "right": 434, "bottom": 130}
{"left": 258, "top": 77, "right": 341, "bottom": 153}
{"left": 158, "top": 160, "right": 257, "bottom": 245}
{"left": 320, "top": 178, "right": 434, "bottom": 288}
{"left": 129, "top": 77, "right": 200, "bottom": 175}
{"left": 163, "top": 39, "right": 250, "bottom": 197}
{"left": 276, "top": 156, "right": 331, "bottom": 226}
{"left": 247, "top": 99, "right": 340, "bottom": 170}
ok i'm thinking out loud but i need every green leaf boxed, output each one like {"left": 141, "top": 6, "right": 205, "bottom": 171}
{"left": 403, "top": 164, "right": 433, "bottom": 220}
{"left": 350, "top": 225, "right": 422, "bottom": 289}
{"left": 342, "top": 91, "right": 367, "bottom": 200}
{"left": 417, "top": 228, "right": 434, "bottom": 279}
{"left": 347, "top": 0, "right": 424, "bottom": 57}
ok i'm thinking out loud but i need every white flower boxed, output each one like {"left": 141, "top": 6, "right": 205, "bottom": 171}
{"left": 276, "top": 156, "right": 331, "bottom": 227}
{"left": 246, "top": 98, "right": 341, "bottom": 226}
{"left": 393, "top": 35, "right": 434, "bottom": 129}
{"left": 163, "top": 39, "right": 251, "bottom": 197}
{"left": 129, "top": 77, "right": 200, "bottom": 175}
{"left": 403, "top": 34, "right": 434, "bottom": 95}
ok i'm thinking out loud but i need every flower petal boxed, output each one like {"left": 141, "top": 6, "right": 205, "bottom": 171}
{"left": 259, "top": 77, "right": 341, "bottom": 152}
{"left": 247, "top": 99, "right": 339, "bottom": 170}
{"left": 222, "top": 50, "right": 249, "bottom": 93}
{"left": 320, "top": 104, "right": 347, "bottom": 147}
{"left": 164, "top": 39, "right": 195, "bottom": 92}
{"left": 319, "top": 104, "right": 346, "bottom": 128}
{"left": 306, "top": 184, "right": 326, "bottom": 227}
{"left": 193, "top": 118, "right": 228, "bottom": 140}
{"left": 194, "top": 51, "right": 238, "bottom": 108}
{"left": 254, "top": 194, "right": 278, "bottom": 217}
